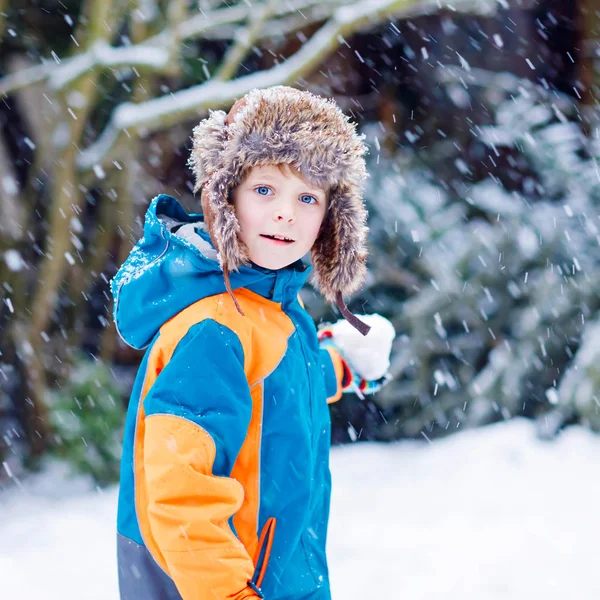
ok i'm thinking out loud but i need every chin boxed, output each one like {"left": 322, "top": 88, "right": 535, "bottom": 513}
{"left": 252, "top": 252, "right": 301, "bottom": 271}
{"left": 255, "top": 258, "right": 292, "bottom": 270}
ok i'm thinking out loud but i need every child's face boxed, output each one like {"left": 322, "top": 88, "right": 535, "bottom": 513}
{"left": 232, "top": 164, "right": 328, "bottom": 270}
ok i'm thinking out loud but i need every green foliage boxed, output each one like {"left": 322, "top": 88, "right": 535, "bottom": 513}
{"left": 47, "top": 355, "right": 125, "bottom": 487}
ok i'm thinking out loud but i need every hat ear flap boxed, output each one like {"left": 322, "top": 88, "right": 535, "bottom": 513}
{"left": 311, "top": 184, "right": 368, "bottom": 302}
{"left": 188, "top": 110, "right": 228, "bottom": 192}
{"left": 202, "top": 170, "right": 250, "bottom": 272}
{"left": 311, "top": 203, "right": 339, "bottom": 303}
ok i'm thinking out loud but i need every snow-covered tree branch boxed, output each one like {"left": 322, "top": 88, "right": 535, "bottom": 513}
{"left": 0, "top": 0, "right": 344, "bottom": 96}
{"left": 75, "top": 0, "right": 499, "bottom": 172}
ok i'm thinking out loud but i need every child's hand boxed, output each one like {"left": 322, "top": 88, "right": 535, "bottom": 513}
{"left": 319, "top": 313, "right": 396, "bottom": 396}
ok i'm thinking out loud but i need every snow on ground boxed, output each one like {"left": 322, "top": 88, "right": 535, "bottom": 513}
{"left": 2, "top": 418, "right": 600, "bottom": 599}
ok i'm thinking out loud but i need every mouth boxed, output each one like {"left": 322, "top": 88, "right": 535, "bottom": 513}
{"left": 260, "top": 234, "right": 295, "bottom": 244}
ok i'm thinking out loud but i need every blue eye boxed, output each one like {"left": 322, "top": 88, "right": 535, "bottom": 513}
{"left": 255, "top": 186, "right": 272, "bottom": 196}
{"left": 300, "top": 194, "right": 317, "bottom": 205}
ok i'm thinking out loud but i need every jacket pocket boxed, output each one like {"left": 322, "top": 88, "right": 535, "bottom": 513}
{"left": 250, "top": 517, "right": 277, "bottom": 593}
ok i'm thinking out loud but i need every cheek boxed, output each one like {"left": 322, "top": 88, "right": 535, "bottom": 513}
{"left": 302, "top": 211, "right": 327, "bottom": 244}
{"left": 234, "top": 195, "right": 261, "bottom": 235}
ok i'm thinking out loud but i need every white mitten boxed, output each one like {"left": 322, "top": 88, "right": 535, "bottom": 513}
{"left": 319, "top": 313, "right": 395, "bottom": 395}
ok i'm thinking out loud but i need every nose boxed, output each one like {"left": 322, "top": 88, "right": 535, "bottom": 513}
{"left": 272, "top": 198, "right": 296, "bottom": 223}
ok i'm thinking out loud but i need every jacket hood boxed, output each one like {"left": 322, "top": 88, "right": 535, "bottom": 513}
{"left": 111, "top": 194, "right": 311, "bottom": 350}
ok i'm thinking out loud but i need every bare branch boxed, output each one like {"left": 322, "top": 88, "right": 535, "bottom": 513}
{"left": 0, "top": 61, "right": 54, "bottom": 97}
{"left": 0, "top": 0, "right": 335, "bottom": 96}
{"left": 0, "top": 0, "right": 498, "bottom": 97}
{"left": 29, "top": 0, "right": 130, "bottom": 342}
{"left": 165, "top": 0, "right": 190, "bottom": 76}
{"left": 214, "top": 0, "right": 283, "bottom": 82}
{"left": 177, "top": 0, "right": 343, "bottom": 40}
{"left": 49, "top": 41, "right": 171, "bottom": 90}
{"left": 6, "top": 55, "right": 56, "bottom": 161}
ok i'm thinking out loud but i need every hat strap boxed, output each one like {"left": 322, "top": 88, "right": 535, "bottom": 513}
{"left": 335, "top": 291, "right": 371, "bottom": 336}
{"left": 223, "top": 264, "right": 245, "bottom": 317}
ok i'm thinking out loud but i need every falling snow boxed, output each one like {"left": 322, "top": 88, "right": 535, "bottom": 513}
{"left": 2, "top": 3, "right": 600, "bottom": 598}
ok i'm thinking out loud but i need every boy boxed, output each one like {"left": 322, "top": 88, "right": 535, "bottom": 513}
{"left": 112, "top": 86, "right": 395, "bottom": 600}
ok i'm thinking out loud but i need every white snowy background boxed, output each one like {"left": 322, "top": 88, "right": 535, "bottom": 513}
{"left": 2, "top": 418, "right": 599, "bottom": 600}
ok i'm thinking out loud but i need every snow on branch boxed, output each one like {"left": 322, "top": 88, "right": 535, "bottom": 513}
{"left": 78, "top": 0, "right": 501, "bottom": 173}
{"left": 0, "top": 0, "right": 498, "bottom": 98}
{"left": 51, "top": 41, "right": 171, "bottom": 90}
{"left": 178, "top": 0, "right": 345, "bottom": 40}
{"left": 0, "top": 41, "right": 171, "bottom": 95}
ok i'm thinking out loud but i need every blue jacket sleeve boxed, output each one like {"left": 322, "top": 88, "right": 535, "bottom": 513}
{"left": 144, "top": 319, "right": 252, "bottom": 475}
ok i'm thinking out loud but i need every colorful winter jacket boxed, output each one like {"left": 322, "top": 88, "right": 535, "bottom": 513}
{"left": 112, "top": 194, "right": 347, "bottom": 600}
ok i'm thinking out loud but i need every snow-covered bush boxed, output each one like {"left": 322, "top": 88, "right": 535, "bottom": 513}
{"left": 346, "top": 75, "right": 600, "bottom": 441}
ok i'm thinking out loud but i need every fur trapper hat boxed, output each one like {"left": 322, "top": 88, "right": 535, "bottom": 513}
{"left": 188, "top": 85, "right": 370, "bottom": 334}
